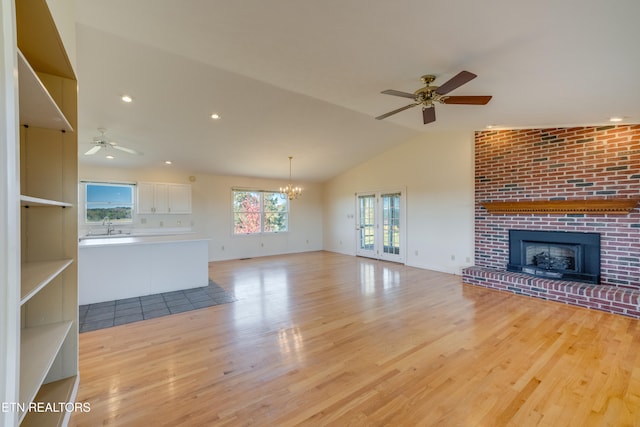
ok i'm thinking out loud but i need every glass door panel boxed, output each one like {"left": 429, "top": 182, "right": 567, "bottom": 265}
{"left": 356, "top": 194, "right": 376, "bottom": 258}
{"left": 381, "top": 193, "right": 401, "bottom": 260}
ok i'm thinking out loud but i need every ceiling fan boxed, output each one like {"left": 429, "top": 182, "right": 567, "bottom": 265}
{"left": 84, "top": 128, "right": 143, "bottom": 156}
{"left": 375, "top": 71, "right": 492, "bottom": 124}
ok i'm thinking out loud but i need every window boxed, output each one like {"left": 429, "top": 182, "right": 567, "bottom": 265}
{"left": 233, "top": 190, "right": 288, "bottom": 234}
{"left": 85, "top": 182, "right": 135, "bottom": 223}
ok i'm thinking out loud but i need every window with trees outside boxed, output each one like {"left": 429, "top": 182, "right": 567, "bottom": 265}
{"left": 233, "top": 190, "right": 288, "bottom": 234}
{"left": 85, "top": 182, "right": 135, "bottom": 223}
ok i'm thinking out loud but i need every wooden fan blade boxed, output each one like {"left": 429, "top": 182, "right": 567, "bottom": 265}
{"left": 441, "top": 95, "right": 492, "bottom": 105}
{"left": 375, "top": 103, "right": 418, "bottom": 120}
{"left": 381, "top": 89, "right": 416, "bottom": 99}
{"left": 435, "top": 71, "right": 477, "bottom": 95}
{"left": 422, "top": 107, "right": 436, "bottom": 124}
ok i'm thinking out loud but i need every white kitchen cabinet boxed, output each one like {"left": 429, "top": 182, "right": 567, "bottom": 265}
{"left": 137, "top": 182, "right": 167, "bottom": 214}
{"left": 137, "top": 182, "right": 191, "bottom": 214}
{"left": 1, "top": 0, "right": 80, "bottom": 425}
{"left": 136, "top": 183, "right": 152, "bottom": 213}
{"left": 167, "top": 183, "right": 192, "bottom": 214}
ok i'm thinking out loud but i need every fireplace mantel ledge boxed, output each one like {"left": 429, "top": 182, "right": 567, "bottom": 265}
{"left": 481, "top": 199, "right": 639, "bottom": 215}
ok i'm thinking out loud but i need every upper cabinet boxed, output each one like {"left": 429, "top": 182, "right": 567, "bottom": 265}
{"left": 167, "top": 184, "right": 192, "bottom": 214}
{"left": 137, "top": 182, "right": 192, "bottom": 214}
{"left": 137, "top": 182, "right": 166, "bottom": 214}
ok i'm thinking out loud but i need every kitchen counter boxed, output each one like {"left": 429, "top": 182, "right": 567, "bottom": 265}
{"left": 79, "top": 233, "right": 206, "bottom": 247}
{"left": 79, "top": 234, "right": 210, "bottom": 305}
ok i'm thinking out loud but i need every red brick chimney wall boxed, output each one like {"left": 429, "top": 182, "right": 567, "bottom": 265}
{"left": 473, "top": 125, "right": 640, "bottom": 289}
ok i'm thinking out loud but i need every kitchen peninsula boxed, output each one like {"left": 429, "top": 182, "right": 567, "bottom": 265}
{"left": 79, "top": 234, "right": 209, "bottom": 304}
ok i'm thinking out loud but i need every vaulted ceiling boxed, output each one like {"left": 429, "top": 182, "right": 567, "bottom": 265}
{"left": 75, "top": 0, "right": 640, "bottom": 182}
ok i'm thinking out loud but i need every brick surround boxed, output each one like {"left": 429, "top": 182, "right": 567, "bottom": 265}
{"left": 462, "top": 125, "right": 640, "bottom": 317}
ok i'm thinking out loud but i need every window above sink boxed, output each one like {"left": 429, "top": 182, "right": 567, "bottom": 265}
{"left": 84, "top": 182, "right": 135, "bottom": 224}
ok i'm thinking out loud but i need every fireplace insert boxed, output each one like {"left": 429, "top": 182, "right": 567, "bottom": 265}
{"left": 507, "top": 230, "right": 600, "bottom": 284}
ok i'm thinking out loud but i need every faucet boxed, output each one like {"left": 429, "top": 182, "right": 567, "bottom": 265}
{"left": 103, "top": 217, "right": 115, "bottom": 235}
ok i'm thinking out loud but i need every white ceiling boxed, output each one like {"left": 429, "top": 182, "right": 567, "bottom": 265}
{"left": 75, "top": 0, "right": 640, "bottom": 182}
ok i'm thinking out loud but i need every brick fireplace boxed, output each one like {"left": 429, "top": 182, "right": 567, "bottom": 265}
{"left": 462, "top": 125, "right": 640, "bottom": 318}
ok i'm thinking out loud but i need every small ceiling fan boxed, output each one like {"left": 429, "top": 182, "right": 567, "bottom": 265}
{"left": 375, "top": 71, "right": 492, "bottom": 124}
{"left": 84, "top": 128, "right": 143, "bottom": 156}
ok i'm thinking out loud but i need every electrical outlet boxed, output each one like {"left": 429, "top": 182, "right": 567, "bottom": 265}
{"left": 451, "top": 254, "right": 455, "bottom": 261}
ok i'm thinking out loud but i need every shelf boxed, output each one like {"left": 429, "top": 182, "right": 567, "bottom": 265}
{"left": 20, "top": 195, "right": 72, "bottom": 208}
{"left": 21, "top": 259, "right": 74, "bottom": 305}
{"left": 481, "top": 199, "right": 640, "bottom": 214}
{"left": 19, "top": 321, "right": 73, "bottom": 422}
{"left": 17, "top": 50, "right": 73, "bottom": 132}
{"left": 16, "top": 0, "right": 76, "bottom": 80}
{"left": 20, "top": 376, "right": 79, "bottom": 427}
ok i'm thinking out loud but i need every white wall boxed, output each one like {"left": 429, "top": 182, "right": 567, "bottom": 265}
{"left": 78, "top": 129, "right": 473, "bottom": 272}
{"left": 323, "top": 131, "right": 475, "bottom": 275}
{"left": 78, "top": 164, "right": 324, "bottom": 261}
{"left": 195, "top": 173, "right": 323, "bottom": 260}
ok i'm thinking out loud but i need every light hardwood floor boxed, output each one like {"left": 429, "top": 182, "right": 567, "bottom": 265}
{"left": 69, "top": 251, "right": 640, "bottom": 426}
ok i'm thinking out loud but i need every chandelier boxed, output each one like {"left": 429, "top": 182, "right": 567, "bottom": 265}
{"left": 280, "top": 156, "right": 302, "bottom": 200}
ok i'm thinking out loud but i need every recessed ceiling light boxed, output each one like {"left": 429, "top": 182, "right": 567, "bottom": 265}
{"left": 121, "top": 95, "right": 133, "bottom": 103}
{"left": 164, "top": 160, "right": 172, "bottom": 165}
{"left": 609, "top": 116, "right": 624, "bottom": 122}
{"left": 106, "top": 155, "right": 115, "bottom": 159}
{"left": 210, "top": 113, "right": 221, "bottom": 120}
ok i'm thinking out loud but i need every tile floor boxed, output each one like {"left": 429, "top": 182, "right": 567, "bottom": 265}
{"left": 79, "top": 281, "right": 236, "bottom": 333}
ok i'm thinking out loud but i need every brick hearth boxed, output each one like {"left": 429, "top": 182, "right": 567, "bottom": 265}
{"left": 462, "top": 125, "right": 640, "bottom": 318}
{"left": 463, "top": 267, "right": 640, "bottom": 318}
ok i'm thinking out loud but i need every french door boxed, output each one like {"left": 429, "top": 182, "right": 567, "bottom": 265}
{"left": 356, "top": 190, "right": 405, "bottom": 263}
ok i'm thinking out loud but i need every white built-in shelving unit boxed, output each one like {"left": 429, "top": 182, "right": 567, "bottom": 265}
{"left": 1, "top": 0, "right": 79, "bottom": 425}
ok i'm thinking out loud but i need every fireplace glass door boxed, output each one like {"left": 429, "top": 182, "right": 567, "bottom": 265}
{"left": 507, "top": 229, "right": 600, "bottom": 284}
{"left": 523, "top": 242, "right": 580, "bottom": 273}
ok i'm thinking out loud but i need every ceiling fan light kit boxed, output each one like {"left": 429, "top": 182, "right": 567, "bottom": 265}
{"left": 376, "top": 70, "right": 492, "bottom": 124}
